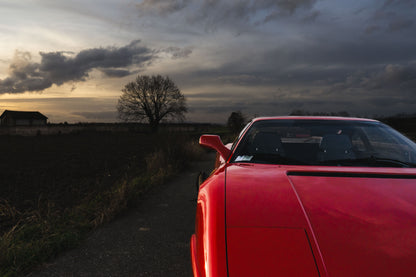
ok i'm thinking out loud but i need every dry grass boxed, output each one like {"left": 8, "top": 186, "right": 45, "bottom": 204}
{"left": 0, "top": 131, "right": 209, "bottom": 277}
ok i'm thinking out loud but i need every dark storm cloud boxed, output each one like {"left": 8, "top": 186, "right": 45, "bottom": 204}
{"left": 136, "top": 0, "right": 415, "bottom": 120}
{"left": 191, "top": 0, "right": 318, "bottom": 24}
{"left": 179, "top": 30, "right": 416, "bottom": 91}
{"left": 382, "top": 0, "right": 415, "bottom": 8}
{"left": 183, "top": 52, "right": 416, "bottom": 119}
{"left": 365, "top": 25, "right": 381, "bottom": 34}
{"left": 388, "top": 18, "right": 414, "bottom": 32}
{"left": 349, "top": 64, "right": 416, "bottom": 92}
{"left": 316, "top": 63, "right": 416, "bottom": 115}
{"left": 137, "top": 0, "right": 318, "bottom": 30}
{"left": 99, "top": 68, "right": 132, "bottom": 77}
{"left": 367, "top": 0, "right": 415, "bottom": 34}
{"left": 302, "top": 10, "right": 320, "bottom": 22}
{"left": 0, "top": 40, "right": 154, "bottom": 94}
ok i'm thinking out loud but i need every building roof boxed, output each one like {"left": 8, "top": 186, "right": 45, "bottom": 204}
{"left": 0, "top": 110, "right": 48, "bottom": 120}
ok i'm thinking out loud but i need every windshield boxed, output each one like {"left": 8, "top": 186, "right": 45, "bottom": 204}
{"left": 231, "top": 119, "right": 416, "bottom": 167}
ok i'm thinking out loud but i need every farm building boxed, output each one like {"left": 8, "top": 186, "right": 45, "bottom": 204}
{"left": 0, "top": 110, "right": 48, "bottom": 126}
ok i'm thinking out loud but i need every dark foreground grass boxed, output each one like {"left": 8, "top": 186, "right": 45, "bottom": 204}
{"left": 0, "top": 130, "right": 207, "bottom": 277}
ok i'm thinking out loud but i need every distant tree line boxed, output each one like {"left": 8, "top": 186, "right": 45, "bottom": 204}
{"left": 227, "top": 111, "right": 247, "bottom": 133}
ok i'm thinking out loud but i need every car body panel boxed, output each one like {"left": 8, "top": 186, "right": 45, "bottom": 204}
{"left": 226, "top": 163, "right": 416, "bottom": 276}
{"left": 192, "top": 165, "right": 228, "bottom": 277}
{"left": 225, "top": 163, "right": 327, "bottom": 275}
{"left": 227, "top": 227, "right": 320, "bottom": 277}
{"left": 226, "top": 163, "right": 313, "bottom": 228}
{"left": 289, "top": 173, "right": 416, "bottom": 277}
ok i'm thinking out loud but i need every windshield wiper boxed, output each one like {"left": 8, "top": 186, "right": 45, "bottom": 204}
{"left": 363, "top": 156, "right": 416, "bottom": 168}
{"left": 320, "top": 156, "right": 416, "bottom": 168}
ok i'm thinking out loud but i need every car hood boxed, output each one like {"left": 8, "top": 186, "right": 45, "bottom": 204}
{"left": 225, "top": 163, "right": 416, "bottom": 277}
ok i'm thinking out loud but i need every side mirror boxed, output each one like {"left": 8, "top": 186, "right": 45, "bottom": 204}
{"left": 199, "top": 135, "right": 232, "bottom": 162}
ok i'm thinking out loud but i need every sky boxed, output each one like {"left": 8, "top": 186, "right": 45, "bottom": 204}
{"left": 0, "top": 0, "right": 415, "bottom": 123}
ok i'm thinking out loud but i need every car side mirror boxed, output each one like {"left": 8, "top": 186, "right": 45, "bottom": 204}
{"left": 199, "top": 135, "right": 232, "bottom": 162}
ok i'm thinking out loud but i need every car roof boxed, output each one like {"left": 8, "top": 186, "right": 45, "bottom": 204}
{"left": 251, "top": 116, "right": 379, "bottom": 123}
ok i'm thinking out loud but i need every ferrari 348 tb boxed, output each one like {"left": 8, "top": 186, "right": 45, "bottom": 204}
{"left": 191, "top": 116, "right": 416, "bottom": 277}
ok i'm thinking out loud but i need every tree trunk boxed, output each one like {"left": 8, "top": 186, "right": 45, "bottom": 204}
{"left": 149, "top": 121, "right": 159, "bottom": 133}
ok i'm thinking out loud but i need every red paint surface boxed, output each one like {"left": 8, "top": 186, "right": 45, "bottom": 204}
{"left": 225, "top": 164, "right": 327, "bottom": 275}
{"left": 227, "top": 227, "right": 320, "bottom": 277}
{"left": 225, "top": 164, "right": 416, "bottom": 276}
{"left": 290, "top": 174, "right": 416, "bottom": 277}
{"left": 191, "top": 165, "right": 228, "bottom": 277}
{"left": 226, "top": 164, "right": 307, "bottom": 228}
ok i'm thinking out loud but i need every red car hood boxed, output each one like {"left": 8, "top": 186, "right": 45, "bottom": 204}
{"left": 226, "top": 163, "right": 416, "bottom": 277}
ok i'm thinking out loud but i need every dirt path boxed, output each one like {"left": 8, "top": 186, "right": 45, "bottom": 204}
{"left": 29, "top": 154, "right": 215, "bottom": 277}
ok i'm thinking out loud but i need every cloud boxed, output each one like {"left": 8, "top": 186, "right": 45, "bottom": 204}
{"left": 161, "top": 46, "right": 193, "bottom": 59}
{"left": 360, "top": 64, "right": 416, "bottom": 90}
{"left": 323, "top": 63, "right": 416, "bottom": 104}
{"left": 137, "top": 0, "right": 318, "bottom": 31}
{"left": 0, "top": 40, "right": 154, "bottom": 94}
{"left": 138, "top": 0, "right": 317, "bottom": 15}
{"left": 388, "top": 19, "right": 414, "bottom": 32}
{"left": 182, "top": 54, "right": 416, "bottom": 120}
{"left": 382, "top": 0, "right": 415, "bottom": 8}
{"left": 302, "top": 10, "right": 320, "bottom": 22}
{"left": 365, "top": 25, "right": 381, "bottom": 34}
{"left": 99, "top": 68, "right": 132, "bottom": 78}
{"left": 72, "top": 111, "right": 118, "bottom": 121}
{"left": 367, "top": 0, "right": 416, "bottom": 34}
{"left": 137, "top": 0, "right": 191, "bottom": 15}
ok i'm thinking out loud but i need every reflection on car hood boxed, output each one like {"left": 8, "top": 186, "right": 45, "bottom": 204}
{"left": 226, "top": 163, "right": 416, "bottom": 276}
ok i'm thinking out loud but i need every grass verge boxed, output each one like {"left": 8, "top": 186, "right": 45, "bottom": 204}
{"left": 0, "top": 133, "right": 205, "bottom": 277}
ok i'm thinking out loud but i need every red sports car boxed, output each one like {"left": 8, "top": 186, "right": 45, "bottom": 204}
{"left": 190, "top": 116, "right": 416, "bottom": 277}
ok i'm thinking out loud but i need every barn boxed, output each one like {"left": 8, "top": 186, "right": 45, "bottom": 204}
{"left": 0, "top": 110, "right": 48, "bottom": 126}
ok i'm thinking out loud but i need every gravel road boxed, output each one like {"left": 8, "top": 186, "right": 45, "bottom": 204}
{"left": 29, "top": 154, "right": 215, "bottom": 277}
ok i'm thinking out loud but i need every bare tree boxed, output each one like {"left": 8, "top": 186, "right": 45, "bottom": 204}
{"left": 117, "top": 75, "right": 187, "bottom": 131}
